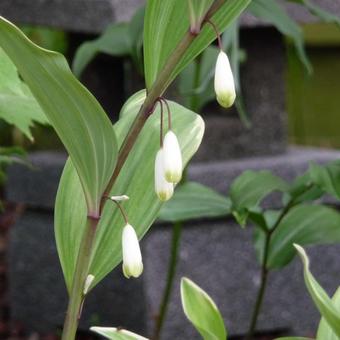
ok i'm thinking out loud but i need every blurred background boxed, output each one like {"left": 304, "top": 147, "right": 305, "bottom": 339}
{"left": 0, "top": 1, "right": 340, "bottom": 339}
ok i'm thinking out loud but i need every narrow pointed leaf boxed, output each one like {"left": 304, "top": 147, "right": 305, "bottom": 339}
{"left": 317, "top": 287, "right": 340, "bottom": 340}
{"left": 144, "top": 0, "right": 251, "bottom": 90}
{"left": 159, "top": 182, "right": 231, "bottom": 222}
{"left": 0, "top": 17, "right": 118, "bottom": 214}
{"left": 55, "top": 94, "right": 204, "bottom": 290}
{"left": 289, "top": 0, "right": 340, "bottom": 27}
{"left": 181, "top": 277, "right": 227, "bottom": 340}
{"left": 295, "top": 245, "right": 340, "bottom": 338}
{"left": 248, "top": 0, "right": 312, "bottom": 73}
{"left": 188, "top": 0, "right": 214, "bottom": 33}
{"left": 72, "top": 23, "right": 130, "bottom": 77}
{"left": 91, "top": 327, "right": 148, "bottom": 340}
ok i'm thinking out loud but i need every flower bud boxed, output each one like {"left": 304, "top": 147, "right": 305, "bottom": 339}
{"left": 83, "top": 274, "right": 95, "bottom": 295}
{"left": 155, "top": 149, "right": 174, "bottom": 201}
{"left": 214, "top": 50, "right": 236, "bottom": 108}
{"left": 122, "top": 224, "right": 143, "bottom": 279}
{"left": 163, "top": 130, "right": 182, "bottom": 183}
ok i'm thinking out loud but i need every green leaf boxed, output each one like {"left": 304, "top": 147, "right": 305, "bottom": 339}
{"left": 229, "top": 170, "right": 288, "bottom": 225}
{"left": 317, "top": 287, "right": 340, "bottom": 340}
{"left": 128, "top": 6, "right": 145, "bottom": 72}
{"left": 159, "top": 182, "right": 231, "bottom": 222}
{"left": 181, "top": 277, "right": 227, "bottom": 340}
{"left": 90, "top": 326, "right": 148, "bottom": 340}
{"left": 260, "top": 205, "right": 340, "bottom": 269}
{"left": 289, "top": 0, "right": 340, "bottom": 27}
{"left": 72, "top": 23, "right": 130, "bottom": 77}
{"left": 0, "top": 47, "right": 48, "bottom": 140}
{"left": 230, "top": 170, "right": 288, "bottom": 210}
{"left": 55, "top": 95, "right": 205, "bottom": 290}
{"left": 295, "top": 245, "right": 340, "bottom": 338}
{"left": 309, "top": 161, "right": 340, "bottom": 200}
{"left": 0, "top": 17, "right": 118, "bottom": 214}
{"left": 178, "top": 45, "right": 218, "bottom": 111}
{"left": 72, "top": 6, "right": 145, "bottom": 77}
{"left": 188, "top": 0, "right": 214, "bottom": 33}
{"left": 285, "top": 172, "right": 323, "bottom": 205}
{"left": 248, "top": 0, "right": 312, "bottom": 73}
{"left": 144, "top": 0, "right": 250, "bottom": 91}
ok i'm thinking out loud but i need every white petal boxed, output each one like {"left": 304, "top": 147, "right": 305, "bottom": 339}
{"left": 163, "top": 131, "right": 183, "bottom": 183}
{"left": 155, "top": 149, "right": 174, "bottom": 201}
{"left": 122, "top": 224, "right": 143, "bottom": 278}
{"left": 214, "top": 51, "right": 236, "bottom": 108}
{"left": 109, "top": 195, "right": 129, "bottom": 201}
{"left": 83, "top": 274, "right": 95, "bottom": 295}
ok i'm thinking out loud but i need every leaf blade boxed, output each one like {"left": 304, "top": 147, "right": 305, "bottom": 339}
{"left": 264, "top": 205, "right": 340, "bottom": 269}
{"left": 90, "top": 327, "right": 148, "bottom": 340}
{"left": 159, "top": 182, "right": 231, "bottom": 222}
{"left": 55, "top": 94, "right": 205, "bottom": 290}
{"left": 181, "top": 277, "right": 227, "bottom": 340}
{"left": 0, "top": 17, "right": 118, "bottom": 213}
{"left": 144, "top": 0, "right": 250, "bottom": 90}
{"left": 295, "top": 245, "right": 340, "bottom": 338}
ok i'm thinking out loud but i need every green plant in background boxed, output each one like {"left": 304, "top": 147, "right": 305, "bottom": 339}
{"left": 72, "top": 0, "right": 340, "bottom": 125}
{"left": 158, "top": 159, "right": 340, "bottom": 339}
{"left": 0, "top": 0, "right": 251, "bottom": 339}
{"left": 70, "top": 2, "right": 340, "bottom": 339}
{"left": 275, "top": 245, "right": 340, "bottom": 340}
{"left": 0, "top": 43, "right": 49, "bottom": 205}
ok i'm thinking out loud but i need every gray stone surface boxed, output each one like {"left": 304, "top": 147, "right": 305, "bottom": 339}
{"left": 0, "top": 0, "right": 143, "bottom": 33}
{"left": 9, "top": 210, "right": 147, "bottom": 334}
{"left": 6, "top": 152, "right": 67, "bottom": 210}
{"left": 143, "top": 221, "right": 340, "bottom": 338}
{"left": 6, "top": 147, "right": 340, "bottom": 210}
{"left": 190, "top": 147, "right": 340, "bottom": 198}
{"left": 0, "top": 0, "right": 339, "bottom": 33}
{"left": 0, "top": 0, "right": 116, "bottom": 33}
{"left": 6, "top": 147, "right": 340, "bottom": 335}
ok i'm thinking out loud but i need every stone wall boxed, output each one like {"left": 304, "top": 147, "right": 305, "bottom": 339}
{"left": 6, "top": 148, "right": 340, "bottom": 336}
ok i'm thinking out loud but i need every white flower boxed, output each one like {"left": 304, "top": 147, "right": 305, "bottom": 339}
{"left": 155, "top": 148, "right": 174, "bottom": 201}
{"left": 109, "top": 195, "right": 129, "bottom": 201}
{"left": 122, "top": 224, "right": 143, "bottom": 279}
{"left": 163, "top": 130, "right": 182, "bottom": 183}
{"left": 83, "top": 274, "right": 95, "bottom": 295}
{"left": 214, "top": 50, "right": 236, "bottom": 108}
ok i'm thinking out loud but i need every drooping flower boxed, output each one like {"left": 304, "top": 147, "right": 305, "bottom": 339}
{"left": 214, "top": 50, "right": 236, "bottom": 108}
{"left": 155, "top": 148, "right": 174, "bottom": 201}
{"left": 122, "top": 224, "right": 143, "bottom": 279}
{"left": 163, "top": 130, "right": 182, "bottom": 183}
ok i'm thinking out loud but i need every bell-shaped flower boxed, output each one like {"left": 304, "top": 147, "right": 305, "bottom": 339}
{"left": 214, "top": 50, "right": 236, "bottom": 108}
{"left": 122, "top": 223, "right": 143, "bottom": 279}
{"left": 163, "top": 130, "right": 182, "bottom": 183}
{"left": 155, "top": 148, "right": 174, "bottom": 201}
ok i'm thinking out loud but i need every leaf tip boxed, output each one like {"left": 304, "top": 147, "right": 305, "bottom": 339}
{"left": 294, "top": 243, "right": 309, "bottom": 268}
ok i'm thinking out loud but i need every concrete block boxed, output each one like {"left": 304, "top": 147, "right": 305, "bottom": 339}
{"left": 143, "top": 221, "right": 340, "bottom": 338}
{"left": 9, "top": 210, "right": 147, "bottom": 334}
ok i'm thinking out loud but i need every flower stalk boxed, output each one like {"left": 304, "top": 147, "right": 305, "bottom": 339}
{"left": 61, "top": 1, "right": 228, "bottom": 338}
